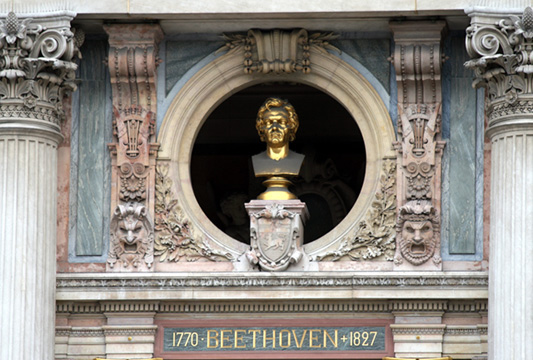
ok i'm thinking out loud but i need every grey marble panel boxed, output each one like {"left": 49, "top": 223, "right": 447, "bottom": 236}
{"left": 333, "top": 39, "right": 390, "bottom": 93}
{"left": 71, "top": 39, "right": 111, "bottom": 257}
{"left": 165, "top": 40, "right": 224, "bottom": 95}
{"left": 448, "top": 77, "right": 477, "bottom": 254}
{"left": 442, "top": 35, "right": 480, "bottom": 257}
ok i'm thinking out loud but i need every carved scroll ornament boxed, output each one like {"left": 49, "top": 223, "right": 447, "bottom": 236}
{"left": 465, "top": 7, "right": 533, "bottom": 126}
{"left": 154, "top": 166, "right": 233, "bottom": 262}
{"left": 0, "top": 12, "right": 84, "bottom": 126}
{"left": 219, "top": 29, "right": 339, "bottom": 74}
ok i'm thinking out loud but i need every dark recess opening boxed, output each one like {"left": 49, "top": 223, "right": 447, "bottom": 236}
{"left": 191, "top": 83, "right": 366, "bottom": 244}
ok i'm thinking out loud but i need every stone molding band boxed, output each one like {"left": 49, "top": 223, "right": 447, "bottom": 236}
{"left": 56, "top": 272, "right": 488, "bottom": 290}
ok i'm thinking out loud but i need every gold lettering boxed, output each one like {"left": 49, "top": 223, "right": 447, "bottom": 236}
{"left": 369, "top": 331, "right": 378, "bottom": 346}
{"left": 323, "top": 329, "right": 338, "bottom": 348}
{"left": 263, "top": 329, "right": 276, "bottom": 348}
{"left": 309, "top": 329, "right": 321, "bottom": 348}
{"left": 220, "top": 330, "right": 232, "bottom": 348}
{"left": 207, "top": 330, "right": 219, "bottom": 348}
{"left": 234, "top": 330, "right": 246, "bottom": 349}
{"left": 279, "top": 329, "right": 291, "bottom": 348}
{"left": 292, "top": 329, "right": 307, "bottom": 348}
{"left": 248, "top": 329, "right": 261, "bottom": 348}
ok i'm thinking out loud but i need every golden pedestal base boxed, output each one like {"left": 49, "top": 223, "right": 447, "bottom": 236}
{"left": 257, "top": 176, "right": 297, "bottom": 200}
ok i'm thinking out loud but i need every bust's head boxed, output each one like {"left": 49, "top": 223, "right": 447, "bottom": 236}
{"left": 256, "top": 97, "right": 299, "bottom": 147}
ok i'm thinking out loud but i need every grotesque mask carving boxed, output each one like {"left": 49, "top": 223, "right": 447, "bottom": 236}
{"left": 396, "top": 200, "right": 440, "bottom": 266}
{"left": 108, "top": 202, "right": 154, "bottom": 269}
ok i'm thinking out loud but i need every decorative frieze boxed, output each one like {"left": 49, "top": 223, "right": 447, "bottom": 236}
{"left": 219, "top": 29, "right": 339, "bottom": 74}
{"left": 154, "top": 165, "right": 233, "bottom": 262}
{"left": 104, "top": 25, "right": 163, "bottom": 272}
{"left": 390, "top": 21, "right": 447, "bottom": 268}
{"left": 57, "top": 299, "right": 487, "bottom": 315}
{"left": 314, "top": 159, "right": 396, "bottom": 262}
{"left": 56, "top": 273, "right": 489, "bottom": 290}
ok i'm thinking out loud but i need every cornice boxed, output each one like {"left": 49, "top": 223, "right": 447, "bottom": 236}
{"left": 56, "top": 272, "right": 488, "bottom": 301}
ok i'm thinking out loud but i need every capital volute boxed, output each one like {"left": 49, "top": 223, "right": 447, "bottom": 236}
{"left": 0, "top": 11, "right": 83, "bottom": 138}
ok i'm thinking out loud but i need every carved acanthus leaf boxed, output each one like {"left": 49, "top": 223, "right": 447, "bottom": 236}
{"left": 154, "top": 165, "right": 233, "bottom": 262}
{"left": 218, "top": 29, "right": 340, "bottom": 75}
{"left": 314, "top": 160, "right": 396, "bottom": 262}
{"left": 0, "top": 12, "right": 83, "bottom": 121}
{"left": 466, "top": 7, "right": 533, "bottom": 103}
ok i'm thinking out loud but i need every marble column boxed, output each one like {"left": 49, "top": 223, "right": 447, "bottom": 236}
{"left": 0, "top": 11, "right": 82, "bottom": 360}
{"left": 465, "top": 7, "right": 533, "bottom": 360}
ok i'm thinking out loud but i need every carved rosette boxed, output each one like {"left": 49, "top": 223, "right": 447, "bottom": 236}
{"left": 465, "top": 7, "right": 533, "bottom": 133}
{"left": 105, "top": 25, "right": 163, "bottom": 272}
{"left": 245, "top": 201, "right": 308, "bottom": 271}
{"left": 390, "top": 21, "right": 446, "bottom": 268}
{"left": 0, "top": 11, "right": 83, "bottom": 138}
{"left": 218, "top": 29, "right": 339, "bottom": 74}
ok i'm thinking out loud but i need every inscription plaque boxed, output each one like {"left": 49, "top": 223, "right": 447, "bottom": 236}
{"left": 156, "top": 319, "right": 393, "bottom": 359}
{"left": 164, "top": 326, "right": 385, "bottom": 351}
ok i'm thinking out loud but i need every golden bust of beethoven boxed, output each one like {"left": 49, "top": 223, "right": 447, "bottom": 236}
{"left": 252, "top": 97, "right": 304, "bottom": 200}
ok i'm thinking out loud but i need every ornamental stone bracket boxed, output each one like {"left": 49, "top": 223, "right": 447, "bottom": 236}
{"left": 104, "top": 24, "right": 163, "bottom": 272}
{"left": 390, "top": 21, "right": 447, "bottom": 269}
{"left": 218, "top": 28, "right": 340, "bottom": 74}
{"left": 0, "top": 11, "right": 84, "bottom": 139}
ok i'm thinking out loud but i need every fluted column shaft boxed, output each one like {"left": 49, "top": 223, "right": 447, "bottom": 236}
{"left": 465, "top": 6, "right": 533, "bottom": 360}
{"left": 0, "top": 11, "right": 82, "bottom": 360}
{"left": 0, "top": 128, "right": 61, "bottom": 359}
{"left": 488, "top": 125, "right": 533, "bottom": 359}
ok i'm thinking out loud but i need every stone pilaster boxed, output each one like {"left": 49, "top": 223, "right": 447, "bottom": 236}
{"left": 0, "top": 11, "right": 82, "bottom": 360}
{"left": 104, "top": 25, "right": 163, "bottom": 272}
{"left": 390, "top": 21, "right": 447, "bottom": 270}
{"left": 465, "top": 6, "right": 533, "bottom": 360}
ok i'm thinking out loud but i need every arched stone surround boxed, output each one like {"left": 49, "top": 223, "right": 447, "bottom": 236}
{"left": 157, "top": 45, "right": 395, "bottom": 260}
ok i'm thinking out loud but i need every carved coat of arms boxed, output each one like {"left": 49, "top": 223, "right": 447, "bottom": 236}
{"left": 246, "top": 202, "right": 308, "bottom": 271}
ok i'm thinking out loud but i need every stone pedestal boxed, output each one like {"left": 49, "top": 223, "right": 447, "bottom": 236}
{"left": 0, "top": 11, "right": 82, "bottom": 360}
{"left": 465, "top": 7, "right": 533, "bottom": 360}
{"left": 245, "top": 200, "right": 308, "bottom": 271}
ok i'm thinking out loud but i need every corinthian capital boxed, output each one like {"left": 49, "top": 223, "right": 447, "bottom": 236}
{"left": 0, "top": 11, "right": 83, "bottom": 137}
{"left": 466, "top": 7, "right": 533, "bottom": 131}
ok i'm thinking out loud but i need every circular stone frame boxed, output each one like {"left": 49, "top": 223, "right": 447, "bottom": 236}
{"left": 158, "top": 47, "right": 395, "bottom": 258}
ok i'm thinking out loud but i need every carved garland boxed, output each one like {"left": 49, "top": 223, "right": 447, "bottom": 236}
{"left": 314, "top": 159, "right": 396, "bottom": 261}
{"left": 154, "top": 165, "right": 233, "bottom": 262}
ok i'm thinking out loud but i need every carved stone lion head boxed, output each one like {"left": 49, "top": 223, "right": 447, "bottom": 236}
{"left": 108, "top": 202, "right": 154, "bottom": 269}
